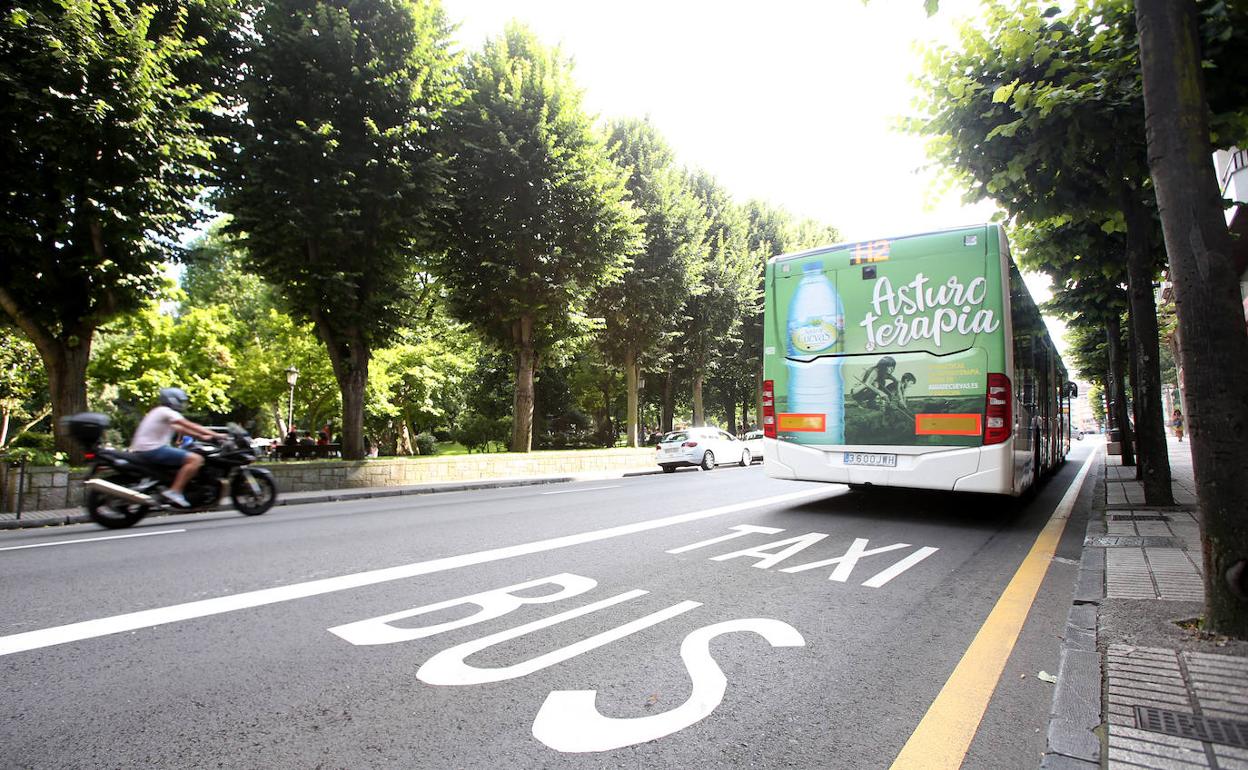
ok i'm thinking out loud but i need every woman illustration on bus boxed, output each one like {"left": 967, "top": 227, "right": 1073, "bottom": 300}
{"left": 851, "top": 356, "right": 899, "bottom": 409}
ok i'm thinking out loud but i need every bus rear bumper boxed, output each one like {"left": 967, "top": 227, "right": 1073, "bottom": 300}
{"left": 950, "top": 442, "right": 1015, "bottom": 494}
{"left": 764, "top": 439, "right": 1015, "bottom": 494}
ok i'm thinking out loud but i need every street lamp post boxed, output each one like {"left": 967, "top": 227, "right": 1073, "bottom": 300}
{"left": 285, "top": 366, "right": 299, "bottom": 434}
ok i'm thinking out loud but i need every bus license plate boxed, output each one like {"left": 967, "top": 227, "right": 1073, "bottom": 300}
{"left": 843, "top": 452, "right": 897, "bottom": 468}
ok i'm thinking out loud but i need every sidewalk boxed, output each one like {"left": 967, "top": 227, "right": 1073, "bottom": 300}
{"left": 1045, "top": 438, "right": 1248, "bottom": 769}
{"left": 0, "top": 467, "right": 663, "bottom": 530}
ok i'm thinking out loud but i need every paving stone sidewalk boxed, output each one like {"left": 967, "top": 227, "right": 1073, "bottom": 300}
{"left": 1045, "top": 438, "right": 1248, "bottom": 770}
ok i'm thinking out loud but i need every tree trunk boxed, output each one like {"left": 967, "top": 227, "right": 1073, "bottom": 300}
{"left": 272, "top": 404, "right": 286, "bottom": 438}
{"left": 692, "top": 372, "right": 705, "bottom": 426}
{"left": 0, "top": 409, "right": 9, "bottom": 448}
{"left": 0, "top": 290, "right": 95, "bottom": 462}
{"left": 1137, "top": 0, "right": 1248, "bottom": 635}
{"left": 662, "top": 370, "right": 674, "bottom": 432}
{"left": 315, "top": 318, "right": 369, "bottom": 461}
{"left": 1103, "top": 369, "right": 1115, "bottom": 432}
{"left": 397, "top": 421, "right": 414, "bottom": 456}
{"left": 624, "top": 349, "right": 639, "bottom": 448}
{"left": 1122, "top": 189, "right": 1174, "bottom": 503}
{"left": 1126, "top": 317, "right": 1144, "bottom": 480}
{"left": 1106, "top": 316, "right": 1135, "bottom": 466}
{"left": 511, "top": 316, "right": 536, "bottom": 453}
{"left": 24, "top": 334, "right": 93, "bottom": 465}
{"left": 726, "top": 399, "right": 737, "bottom": 434}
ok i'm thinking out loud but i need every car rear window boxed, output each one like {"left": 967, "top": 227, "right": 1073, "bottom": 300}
{"left": 662, "top": 432, "right": 688, "bottom": 443}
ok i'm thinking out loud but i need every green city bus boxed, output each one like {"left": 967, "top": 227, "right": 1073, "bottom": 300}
{"left": 762, "top": 224, "right": 1074, "bottom": 495}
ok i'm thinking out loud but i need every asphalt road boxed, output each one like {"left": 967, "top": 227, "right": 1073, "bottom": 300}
{"left": 1, "top": 444, "right": 1097, "bottom": 769}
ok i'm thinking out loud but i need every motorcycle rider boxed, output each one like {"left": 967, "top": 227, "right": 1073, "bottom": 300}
{"left": 129, "top": 387, "right": 223, "bottom": 508}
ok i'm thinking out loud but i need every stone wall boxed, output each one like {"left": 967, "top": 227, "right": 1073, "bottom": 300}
{"left": 0, "top": 448, "right": 656, "bottom": 513}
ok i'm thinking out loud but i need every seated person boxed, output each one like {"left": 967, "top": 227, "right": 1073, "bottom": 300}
{"left": 129, "top": 387, "right": 223, "bottom": 508}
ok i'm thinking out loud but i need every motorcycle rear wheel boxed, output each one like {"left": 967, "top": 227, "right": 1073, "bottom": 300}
{"left": 230, "top": 472, "right": 276, "bottom": 516}
{"left": 85, "top": 489, "right": 150, "bottom": 529}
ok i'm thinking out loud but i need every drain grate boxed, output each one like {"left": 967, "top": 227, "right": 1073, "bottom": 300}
{"left": 1134, "top": 706, "right": 1248, "bottom": 748}
{"left": 1109, "top": 514, "right": 1169, "bottom": 521}
{"left": 1085, "top": 535, "right": 1181, "bottom": 548}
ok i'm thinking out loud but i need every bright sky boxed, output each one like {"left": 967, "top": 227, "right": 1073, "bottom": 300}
{"left": 441, "top": 0, "right": 1000, "bottom": 242}
{"left": 440, "top": 1, "right": 1069, "bottom": 355}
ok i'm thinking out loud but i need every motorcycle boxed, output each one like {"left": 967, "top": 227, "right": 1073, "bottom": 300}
{"left": 64, "top": 413, "right": 278, "bottom": 529}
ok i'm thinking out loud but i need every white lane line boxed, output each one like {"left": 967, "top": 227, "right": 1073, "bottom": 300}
{"left": 540, "top": 486, "right": 621, "bottom": 495}
{"left": 0, "top": 529, "right": 186, "bottom": 552}
{"left": 0, "top": 488, "right": 828, "bottom": 657}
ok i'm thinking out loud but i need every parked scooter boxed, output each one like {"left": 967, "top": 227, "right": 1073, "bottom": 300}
{"left": 63, "top": 413, "right": 278, "bottom": 529}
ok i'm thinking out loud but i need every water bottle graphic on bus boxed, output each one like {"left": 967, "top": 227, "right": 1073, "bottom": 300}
{"left": 785, "top": 262, "right": 845, "bottom": 443}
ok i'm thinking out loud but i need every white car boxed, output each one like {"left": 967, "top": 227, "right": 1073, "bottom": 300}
{"left": 741, "top": 430, "right": 764, "bottom": 463}
{"left": 656, "top": 427, "right": 753, "bottom": 472}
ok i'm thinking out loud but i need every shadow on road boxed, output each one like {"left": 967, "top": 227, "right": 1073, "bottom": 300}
{"left": 782, "top": 484, "right": 1039, "bottom": 532}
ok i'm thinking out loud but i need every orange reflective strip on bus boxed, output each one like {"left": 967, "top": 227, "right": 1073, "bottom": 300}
{"left": 777, "top": 413, "right": 826, "bottom": 432}
{"left": 914, "top": 413, "right": 982, "bottom": 436}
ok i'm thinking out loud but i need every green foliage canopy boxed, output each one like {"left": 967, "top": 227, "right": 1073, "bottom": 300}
{"left": 434, "top": 23, "right": 642, "bottom": 352}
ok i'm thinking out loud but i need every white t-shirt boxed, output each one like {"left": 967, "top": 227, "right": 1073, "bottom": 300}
{"left": 130, "top": 406, "right": 182, "bottom": 451}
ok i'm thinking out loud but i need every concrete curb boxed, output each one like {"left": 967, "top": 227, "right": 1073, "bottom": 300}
{"left": 1041, "top": 453, "right": 1107, "bottom": 769}
{"left": 0, "top": 469, "right": 666, "bottom": 531}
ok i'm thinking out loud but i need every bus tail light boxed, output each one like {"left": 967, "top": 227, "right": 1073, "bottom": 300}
{"left": 762, "top": 379, "right": 777, "bottom": 439}
{"left": 984, "top": 373, "right": 1012, "bottom": 445}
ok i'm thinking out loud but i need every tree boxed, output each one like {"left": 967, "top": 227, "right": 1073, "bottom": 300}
{"left": 0, "top": 324, "right": 46, "bottom": 447}
{"left": 0, "top": 0, "right": 233, "bottom": 458}
{"left": 680, "top": 172, "right": 757, "bottom": 426}
{"left": 433, "top": 24, "right": 641, "bottom": 452}
{"left": 1136, "top": 0, "right": 1248, "bottom": 634}
{"left": 231, "top": 308, "right": 340, "bottom": 436}
{"left": 368, "top": 322, "right": 478, "bottom": 453}
{"left": 912, "top": 0, "right": 1174, "bottom": 502}
{"left": 1015, "top": 219, "right": 1136, "bottom": 465}
{"left": 596, "top": 118, "right": 707, "bottom": 446}
{"left": 182, "top": 220, "right": 280, "bottom": 330}
{"left": 179, "top": 220, "right": 340, "bottom": 436}
{"left": 90, "top": 294, "right": 238, "bottom": 424}
{"left": 219, "top": 0, "right": 461, "bottom": 459}
{"left": 732, "top": 202, "right": 841, "bottom": 429}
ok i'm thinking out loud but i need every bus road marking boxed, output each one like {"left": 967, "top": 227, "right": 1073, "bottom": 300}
{"left": 0, "top": 488, "right": 828, "bottom": 657}
{"left": 0, "top": 529, "right": 186, "bottom": 552}
{"left": 330, "top": 572, "right": 807, "bottom": 753}
{"left": 889, "top": 447, "right": 1099, "bottom": 770}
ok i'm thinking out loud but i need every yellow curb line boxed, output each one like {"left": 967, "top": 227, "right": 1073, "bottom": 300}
{"left": 889, "top": 447, "right": 1100, "bottom": 770}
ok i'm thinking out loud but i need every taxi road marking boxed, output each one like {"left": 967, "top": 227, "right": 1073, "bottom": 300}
{"left": 889, "top": 448, "right": 1099, "bottom": 770}
{"left": 0, "top": 487, "right": 828, "bottom": 657}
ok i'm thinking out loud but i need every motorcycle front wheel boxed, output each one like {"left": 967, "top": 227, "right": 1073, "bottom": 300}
{"left": 85, "top": 489, "right": 150, "bottom": 529}
{"left": 230, "top": 471, "right": 277, "bottom": 516}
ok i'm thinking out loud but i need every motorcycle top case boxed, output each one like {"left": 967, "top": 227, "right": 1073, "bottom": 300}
{"left": 62, "top": 412, "right": 110, "bottom": 447}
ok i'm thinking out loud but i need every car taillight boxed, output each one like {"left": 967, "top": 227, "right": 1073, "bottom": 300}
{"left": 84, "top": 452, "right": 95, "bottom": 460}
{"left": 682, "top": 441, "right": 698, "bottom": 448}
{"left": 984, "top": 373, "right": 1012, "bottom": 445}
{"left": 762, "top": 379, "right": 777, "bottom": 439}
